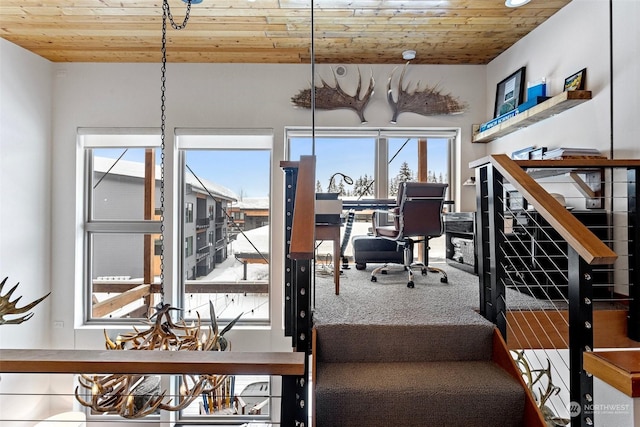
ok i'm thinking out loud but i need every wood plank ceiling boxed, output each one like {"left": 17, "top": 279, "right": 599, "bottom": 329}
{"left": 0, "top": 0, "right": 572, "bottom": 64}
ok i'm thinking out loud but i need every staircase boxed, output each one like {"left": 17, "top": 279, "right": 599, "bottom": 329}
{"left": 313, "top": 322, "right": 538, "bottom": 427}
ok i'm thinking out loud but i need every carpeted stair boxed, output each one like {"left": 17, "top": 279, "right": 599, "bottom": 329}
{"left": 314, "top": 323, "right": 527, "bottom": 427}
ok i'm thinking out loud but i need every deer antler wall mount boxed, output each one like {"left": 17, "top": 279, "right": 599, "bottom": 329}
{"left": 291, "top": 67, "right": 375, "bottom": 124}
{"left": 0, "top": 277, "right": 50, "bottom": 325}
{"left": 387, "top": 62, "right": 468, "bottom": 123}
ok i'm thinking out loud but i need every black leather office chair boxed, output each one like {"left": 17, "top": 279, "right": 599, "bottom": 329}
{"left": 371, "top": 182, "right": 448, "bottom": 288}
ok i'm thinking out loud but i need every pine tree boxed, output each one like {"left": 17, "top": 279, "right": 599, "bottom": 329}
{"left": 337, "top": 179, "right": 346, "bottom": 195}
{"left": 353, "top": 174, "right": 373, "bottom": 197}
{"left": 327, "top": 177, "right": 339, "bottom": 193}
{"left": 397, "top": 161, "right": 413, "bottom": 183}
{"left": 316, "top": 180, "right": 323, "bottom": 192}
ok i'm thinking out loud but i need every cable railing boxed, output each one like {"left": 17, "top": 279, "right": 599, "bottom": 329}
{"left": 472, "top": 154, "right": 640, "bottom": 427}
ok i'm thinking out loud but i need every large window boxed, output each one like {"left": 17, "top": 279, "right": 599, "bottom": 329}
{"left": 287, "top": 128, "right": 455, "bottom": 261}
{"left": 80, "top": 129, "right": 272, "bottom": 324}
{"left": 80, "top": 129, "right": 162, "bottom": 322}
{"left": 177, "top": 130, "right": 273, "bottom": 323}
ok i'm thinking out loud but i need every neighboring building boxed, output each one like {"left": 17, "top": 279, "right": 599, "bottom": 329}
{"left": 184, "top": 179, "right": 237, "bottom": 280}
{"left": 93, "top": 157, "right": 237, "bottom": 281}
{"left": 228, "top": 197, "right": 270, "bottom": 236}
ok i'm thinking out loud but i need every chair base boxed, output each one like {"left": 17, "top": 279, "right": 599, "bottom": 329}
{"left": 371, "top": 261, "right": 448, "bottom": 287}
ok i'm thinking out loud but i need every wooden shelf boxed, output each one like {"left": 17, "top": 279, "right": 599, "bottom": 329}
{"left": 472, "top": 90, "right": 592, "bottom": 143}
{"left": 583, "top": 350, "right": 640, "bottom": 398}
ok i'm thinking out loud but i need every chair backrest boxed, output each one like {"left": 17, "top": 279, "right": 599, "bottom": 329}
{"left": 397, "top": 182, "right": 448, "bottom": 238}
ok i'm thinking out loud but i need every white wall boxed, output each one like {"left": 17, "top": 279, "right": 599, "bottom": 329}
{"left": 612, "top": 0, "right": 640, "bottom": 158}
{"left": 0, "top": 38, "right": 53, "bottom": 425}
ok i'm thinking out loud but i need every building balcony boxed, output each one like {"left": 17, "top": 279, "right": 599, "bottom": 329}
{"left": 196, "top": 218, "right": 210, "bottom": 229}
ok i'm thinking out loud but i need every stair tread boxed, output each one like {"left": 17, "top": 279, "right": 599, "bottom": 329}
{"left": 315, "top": 323, "right": 495, "bottom": 363}
{"left": 315, "top": 360, "right": 525, "bottom": 427}
{"left": 316, "top": 360, "right": 522, "bottom": 394}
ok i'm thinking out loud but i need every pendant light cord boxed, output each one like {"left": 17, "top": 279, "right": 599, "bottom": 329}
{"left": 160, "top": 0, "right": 192, "bottom": 304}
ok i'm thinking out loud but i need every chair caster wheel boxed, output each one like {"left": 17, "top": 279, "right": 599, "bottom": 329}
{"left": 355, "top": 263, "right": 366, "bottom": 270}
{"left": 371, "top": 276, "right": 377, "bottom": 282}
{"left": 421, "top": 268, "right": 427, "bottom": 276}
{"left": 440, "top": 277, "right": 448, "bottom": 283}
{"left": 407, "top": 281, "right": 415, "bottom": 288}
{"left": 381, "top": 270, "right": 388, "bottom": 275}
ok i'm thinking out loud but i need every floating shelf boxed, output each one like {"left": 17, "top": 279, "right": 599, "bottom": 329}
{"left": 472, "top": 90, "right": 592, "bottom": 143}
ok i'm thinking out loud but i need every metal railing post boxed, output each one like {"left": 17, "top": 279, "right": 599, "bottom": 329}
{"left": 478, "top": 164, "right": 507, "bottom": 337}
{"left": 628, "top": 167, "right": 640, "bottom": 341}
{"left": 476, "top": 165, "right": 489, "bottom": 317}
{"left": 283, "top": 165, "right": 298, "bottom": 338}
{"left": 567, "top": 247, "right": 594, "bottom": 427}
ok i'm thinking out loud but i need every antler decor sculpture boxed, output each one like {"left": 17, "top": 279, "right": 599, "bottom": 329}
{"left": 291, "top": 67, "right": 375, "bottom": 124}
{"left": 512, "top": 351, "right": 570, "bottom": 427}
{"left": 0, "top": 277, "right": 50, "bottom": 325}
{"left": 387, "top": 62, "right": 468, "bottom": 123}
{"left": 75, "top": 302, "right": 242, "bottom": 418}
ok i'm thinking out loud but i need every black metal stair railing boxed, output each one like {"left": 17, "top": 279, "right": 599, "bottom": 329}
{"left": 281, "top": 156, "right": 315, "bottom": 426}
{"left": 473, "top": 155, "right": 640, "bottom": 427}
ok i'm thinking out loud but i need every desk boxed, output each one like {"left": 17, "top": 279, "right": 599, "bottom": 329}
{"left": 315, "top": 223, "right": 341, "bottom": 295}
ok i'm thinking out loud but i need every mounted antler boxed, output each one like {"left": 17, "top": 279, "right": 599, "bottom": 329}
{"left": 387, "top": 62, "right": 467, "bottom": 123}
{"left": 0, "top": 277, "right": 50, "bottom": 325}
{"left": 291, "top": 67, "right": 375, "bottom": 124}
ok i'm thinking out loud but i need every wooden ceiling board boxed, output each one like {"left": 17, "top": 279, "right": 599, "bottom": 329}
{"left": 0, "top": 0, "right": 573, "bottom": 64}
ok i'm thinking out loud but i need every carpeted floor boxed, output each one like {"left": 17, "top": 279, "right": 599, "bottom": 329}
{"left": 312, "top": 258, "right": 552, "bottom": 327}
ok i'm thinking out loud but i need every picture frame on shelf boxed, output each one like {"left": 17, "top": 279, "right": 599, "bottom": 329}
{"left": 564, "top": 68, "right": 587, "bottom": 91}
{"left": 494, "top": 66, "right": 526, "bottom": 118}
{"left": 511, "top": 146, "right": 535, "bottom": 160}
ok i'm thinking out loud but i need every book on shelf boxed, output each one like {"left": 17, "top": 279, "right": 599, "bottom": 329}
{"left": 542, "top": 147, "right": 605, "bottom": 159}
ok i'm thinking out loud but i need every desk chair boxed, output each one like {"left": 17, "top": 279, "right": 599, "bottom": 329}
{"left": 371, "top": 182, "right": 448, "bottom": 288}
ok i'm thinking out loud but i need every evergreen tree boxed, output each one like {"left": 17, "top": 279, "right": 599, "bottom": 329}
{"left": 389, "top": 177, "right": 399, "bottom": 197}
{"left": 316, "top": 180, "right": 323, "bottom": 192}
{"left": 354, "top": 174, "right": 374, "bottom": 197}
{"left": 327, "top": 177, "right": 339, "bottom": 193}
{"left": 389, "top": 162, "right": 414, "bottom": 196}
{"left": 397, "top": 161, "right": 413, "bottom": 183}
{"left": 337, "top": 179, "right": 346, "bottom": 196}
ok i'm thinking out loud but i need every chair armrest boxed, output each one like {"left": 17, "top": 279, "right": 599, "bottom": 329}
{"left": 371, "top": 208, "right": 399, "bottom": 232}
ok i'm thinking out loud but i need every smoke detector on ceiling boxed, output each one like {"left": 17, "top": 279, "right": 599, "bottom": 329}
{"left": 402, "top": 50, "right": 416, "bottom": 60}
{"left": 335, "top": 65, "right": 348, "bottom": 77}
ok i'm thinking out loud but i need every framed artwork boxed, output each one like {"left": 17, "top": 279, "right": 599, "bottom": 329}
{"left": 494, "top": 66, "right": 526, "bottom": 118}
{"left": 564, "top": 68, "right": 587, "bottom": 91}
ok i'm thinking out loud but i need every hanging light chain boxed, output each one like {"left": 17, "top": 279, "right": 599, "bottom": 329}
{"left": 159, "top": 0, "right": 193, "bottom": 304}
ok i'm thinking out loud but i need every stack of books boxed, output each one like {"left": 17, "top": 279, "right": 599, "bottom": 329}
{"left": 543, "top": 147, "right": 604, "bottom": 159}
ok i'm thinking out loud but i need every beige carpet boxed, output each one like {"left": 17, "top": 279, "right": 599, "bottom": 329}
{"left": 312, "top": 258, "right": 549, "bottom": 327}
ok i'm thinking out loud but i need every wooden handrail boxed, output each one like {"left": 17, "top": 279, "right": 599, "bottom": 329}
{"left": 92, "top": 284, "right": 151, "bottom": 318}
{"left": 0, "top": 349, "right": 305, "bottom": 376}
{"left": 289, "top": 155, "right": 316, "bottom": 260}
{"left": 474, "top": 154, "right": 617, "bottom": 265}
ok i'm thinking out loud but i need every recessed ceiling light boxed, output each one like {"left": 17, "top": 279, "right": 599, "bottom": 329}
{"left": 402, "top": 50, "right": 416, "bottom": 60}
{"left": 505, "top": 0, "right": 531, "bottom": 7}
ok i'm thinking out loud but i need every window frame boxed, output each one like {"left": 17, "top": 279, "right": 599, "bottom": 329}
{"left": 286, "top": 127, "right": 457, "bottom": 200}
{"left": 79, "top": 128, "right": 162, "bottom": 324}
{"left": 176, "top": 128, "right": 274, "bottom": 325}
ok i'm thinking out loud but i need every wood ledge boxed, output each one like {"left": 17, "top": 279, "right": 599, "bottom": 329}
{"left": 0, "top": 349, "right": 305, "bottom": 376}
{"left": 583, "top": 350, "right": 640, "bottom": 398}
